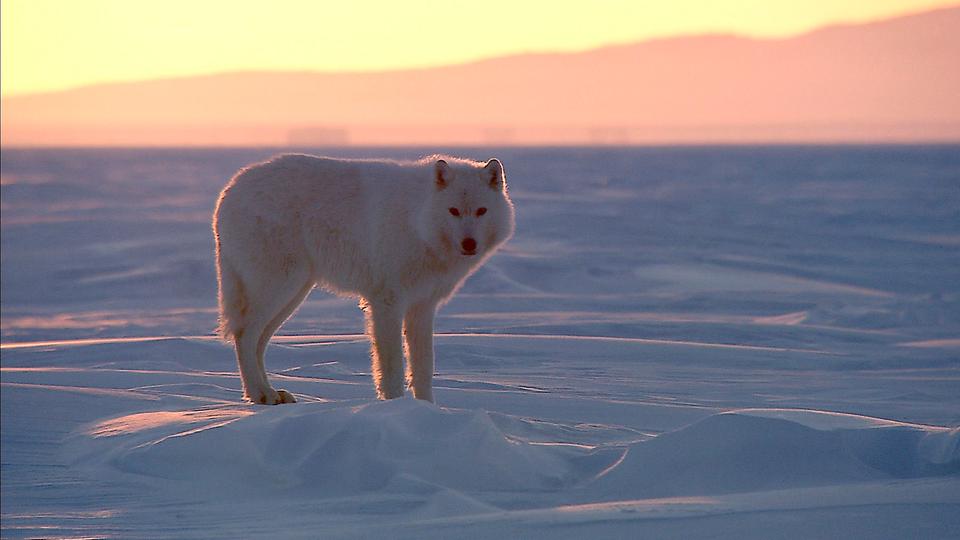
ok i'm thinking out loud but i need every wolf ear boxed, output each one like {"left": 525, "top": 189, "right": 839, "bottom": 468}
{"left": 435, "top": 159, "right": 451, "bottom": 191}
{"left": 484, "top": 158, "right": 504, "bottom": 190}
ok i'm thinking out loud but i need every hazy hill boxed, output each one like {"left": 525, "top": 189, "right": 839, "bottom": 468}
{"left": 3, "top": 6, "right": 959, "bottom": 145}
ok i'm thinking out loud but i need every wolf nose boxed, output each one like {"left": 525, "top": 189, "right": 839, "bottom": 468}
{"left": 461, "top": 237, "right": 477, "bottom": 252}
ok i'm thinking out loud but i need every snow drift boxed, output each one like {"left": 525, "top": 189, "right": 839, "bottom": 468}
{"left": 73, "top": 398, "right": 959, "bottom": 508}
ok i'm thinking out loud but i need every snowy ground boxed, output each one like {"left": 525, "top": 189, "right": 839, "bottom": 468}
{"left": 2, "top": 146, "right": 959, "bottom": 538}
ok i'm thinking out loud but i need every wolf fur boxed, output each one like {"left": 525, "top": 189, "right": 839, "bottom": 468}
{"left": 213, "top": 154, "right": 514, "bottom": 404}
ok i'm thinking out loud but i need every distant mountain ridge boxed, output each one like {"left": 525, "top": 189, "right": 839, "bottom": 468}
{"left": 3, "top": 6, "right": 959, "bottom": 146}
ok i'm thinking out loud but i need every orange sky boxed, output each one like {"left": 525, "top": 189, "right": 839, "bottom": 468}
{"left": 2, "top": 0, "right": 957, "bottom": 97}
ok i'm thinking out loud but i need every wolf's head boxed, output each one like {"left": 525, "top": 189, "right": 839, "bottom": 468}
{"left": 419, "top": 157, "right": 515, "bottom": 262}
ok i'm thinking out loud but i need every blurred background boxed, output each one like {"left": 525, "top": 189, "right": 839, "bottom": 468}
{"left": 3, "top": 0, "right": 959, "bottom": 146}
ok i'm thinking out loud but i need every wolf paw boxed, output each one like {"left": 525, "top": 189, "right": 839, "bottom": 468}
{"left": 275, "top": 389, "right": 297, "bottom": 403}
{"left": 246, "top": 387, "right": 297, "bottom": 405}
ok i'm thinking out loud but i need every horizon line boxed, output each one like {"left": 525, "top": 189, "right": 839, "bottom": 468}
{"left": 4, "top": 141, "right": 960, "bottom": 151}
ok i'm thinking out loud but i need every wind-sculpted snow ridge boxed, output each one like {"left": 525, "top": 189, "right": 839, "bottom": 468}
{"left": 73, "top": 399, "right": 594, "bottom": 502}
{"left": 71, "top": 399, "right": 958, "bottom": 509}
{"left": 583, "top": 409, "right": 959, "bottom": 500}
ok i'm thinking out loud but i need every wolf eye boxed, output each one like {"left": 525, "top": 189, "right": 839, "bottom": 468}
{"left": 476, "top": 207, "right": 487, "bottom": 216}
{"left": 448, "top": 207, "right": 460, "bottom": 217}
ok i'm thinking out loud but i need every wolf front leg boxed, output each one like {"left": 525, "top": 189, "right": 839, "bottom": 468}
{"left": 364, "top": 299, "right": 406, "bottom": 399}
{"left": 404, "top": 302, "right": 437, "bottom": 402}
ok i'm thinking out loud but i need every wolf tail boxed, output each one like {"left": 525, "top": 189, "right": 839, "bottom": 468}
{"left": 214, "top": 235, "right": 247, "bottom": 342}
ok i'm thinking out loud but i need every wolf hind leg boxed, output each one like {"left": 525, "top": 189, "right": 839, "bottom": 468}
{"left": 254, "top": 279, "right": 315, "bottom": 404}
{"left": 234, "top": 267, "right": 314, "bottom": 405}
{"left": 216, "top": 261, "right": 270, "bottom": 400}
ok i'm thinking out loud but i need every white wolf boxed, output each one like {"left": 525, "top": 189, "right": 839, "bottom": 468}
{"left": 213, "top": 154, "right": 515, "bottom": 404}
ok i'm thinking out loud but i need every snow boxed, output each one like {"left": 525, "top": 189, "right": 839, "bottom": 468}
{"left": 2, "top": 146, "right": 959, "bottom": 538}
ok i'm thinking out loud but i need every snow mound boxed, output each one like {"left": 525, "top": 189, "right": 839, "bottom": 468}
{"left": 72, "top": 402, "right": 957, "bottom": 507}
{"left": 74, "top": 398, "right": 594, "bottom": 500}
{"left": 587, "top": 410, "right": 959, "bottom": 500}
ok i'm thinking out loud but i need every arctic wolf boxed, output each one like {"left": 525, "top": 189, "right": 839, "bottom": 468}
{"left": 213, "top": 154, "right": 515, "bottom": 404}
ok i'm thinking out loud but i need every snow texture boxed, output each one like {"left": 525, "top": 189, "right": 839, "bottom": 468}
{"left": 2, "top": 146, "right": 959, "bottom": 538}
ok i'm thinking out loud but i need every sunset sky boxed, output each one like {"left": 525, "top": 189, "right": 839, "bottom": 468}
{"left": 2, "top": 0, "right": 956, "bottom": 97}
